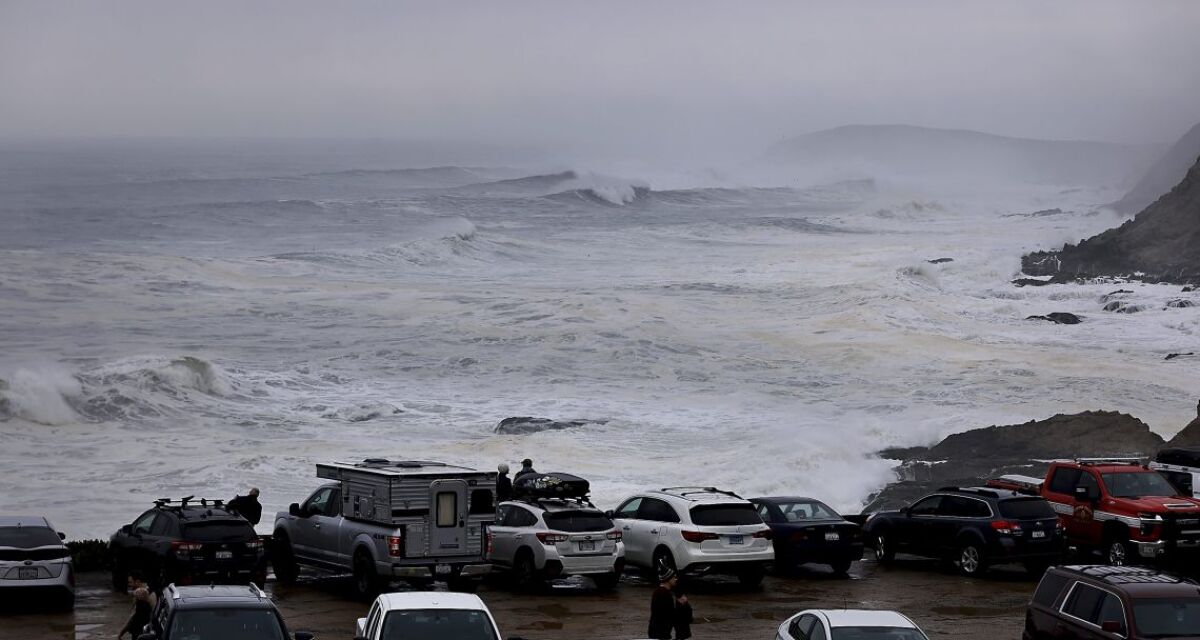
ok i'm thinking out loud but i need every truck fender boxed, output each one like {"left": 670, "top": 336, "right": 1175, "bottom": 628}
{"left": 351, "top": 531, "right": 383, "bottom": 569}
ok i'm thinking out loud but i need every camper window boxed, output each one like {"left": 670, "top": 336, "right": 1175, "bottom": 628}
{"left": 436, "top": 492, "right": 458, "bottom": 527}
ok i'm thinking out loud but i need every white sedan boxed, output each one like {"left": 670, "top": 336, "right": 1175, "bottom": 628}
{"left": 355, "top": 592, "right": 525, "bottom": 640}
{"left": 776, "top": 609, "right": 930, "bottom": 640}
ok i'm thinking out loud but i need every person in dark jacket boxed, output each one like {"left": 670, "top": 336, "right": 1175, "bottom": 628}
{"left": 496, "top": 463, "right": 512, "bottom": 502}
{"left": 514, "top": 458, "right": 538, "bottom": 481}
{"left": 648, "top": 562, "right": 678, "bottom": 639}
{"left": 118, "top": 570, "right": 157, "bottom": 639}
{"left": 227, "top": 487, "right": 262, "bottom": 525}
{"left": 673, "top": 583, "right": 693, "bottom": 640}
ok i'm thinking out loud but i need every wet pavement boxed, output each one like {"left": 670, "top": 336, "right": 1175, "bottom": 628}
{"left": 3, "top": 557, "right": 1037, "bottom": 639}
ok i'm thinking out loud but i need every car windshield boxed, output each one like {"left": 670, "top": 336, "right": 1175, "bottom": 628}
{"left": 777, "top": 500, "right": 841, "bottom": 522}
{"left": 169, "top": 608, "right": 285, "bottom": 640}
{"left": 381, "top": 609, "right": 497, "bottom": 640}
{"left": 998, "top": 499, "right": 1056, "bottom": 519}
{"left": 831, "top": 626, "right": 929, "bottom": 640}
{"left": 182, "top": 521, "right": 257, "bottom": 542}
{"left": 1133, "top": 598, "right": 1200, "bottom": 637}
{"left": 1101, "top": 472, "right": 1180, "bottom": 498}
{"left": 543, "top": 511, "right": 614, "bottom": 532}
{"left": 0, "top": 526, "right": 61, "bottom": 548}
{"left": 689, "top": 504, "right": 762, "bottom": 526}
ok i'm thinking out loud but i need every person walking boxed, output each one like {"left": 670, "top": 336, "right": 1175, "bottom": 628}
{"left": 496, "top": 464, "right": 512, "bottom": 503}
{"left": 227, "top": 487, "right": 262, "bottom": 525}
{"left": 514, "top": 458, "right": 538, "bottom": 481}
{"left": 647, "top": 561, "right": 678, "bottom": 639}
{"left": 118, "top": 570, "right": 157, "bottom": 639}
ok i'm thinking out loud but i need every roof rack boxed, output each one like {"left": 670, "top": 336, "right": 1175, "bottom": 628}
{"left": 939, "top": 486, "right": 1002, "bottom": 498}
{"left": 660, "top": 486, "right": 743, "bottom": 500}
{"left": 153, "top": 496, "right": 226, "bottom": 509}
{"left": 1075, "top": 457, "right": 1143, "bottom": 467}
{"left": 511, "top": 495, "right": 596, "bottom": 509}
{"left": 356, "top": 459, "right": 449, "bottom": 469}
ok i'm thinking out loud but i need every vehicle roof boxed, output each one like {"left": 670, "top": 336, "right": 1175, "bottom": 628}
{"left": 502, "top": 499, "right": 601, "bottom": 514}
{"left": 375, "top": 592, "right": 490, "bottom": 612}
{"left": 1055, "top": 565, "right": 1200, "bottom": 597}
{"left": 319, "top": 459, "right": 487, "bottom": 477}
{"left": 928, "top": 487, "right": 1043, "bottom": 502}
{"left": 155, "top": 506, "right": 245, "bottom": 522}
{"left": 753, "top": 496, "right": 828, "bottom": 505}
{"left": 168, "top": 584, "right": 273, "bottom": 608}
{"left": 1051, "top": 461, "right": 1151, "bottom": 473}
{"left": 648, "top": 487, "right": 747, "bottom": 504}
{"left": 809, "top": 609, "right": 918, "bottom": 628}
{"left": 0, "top": 516, "right": 53, "bottom": 528}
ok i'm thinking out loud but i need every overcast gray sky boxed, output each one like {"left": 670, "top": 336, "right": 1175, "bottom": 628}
{"left": 2, "top": 1, "right": 1198, "bottom": 160}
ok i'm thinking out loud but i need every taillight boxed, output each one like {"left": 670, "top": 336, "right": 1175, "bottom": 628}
{"left": 991, "top": 520, "right": 1023, "bottom": 535}
{"left": 536, "top": 532, "right": 569, "bottom": 545}
{"left": 387, "top": 535, "right": 403, "bottom": 557}
{"left": 171, "top": 541, "right": 203, "bottom": 556}
{"left": 790, "top": 531, "right": 808, "bottom": 543}
{"left": 606, "top": 530, "right": 622, "bottom": 541}
{"left": 680, "top": 531, "right": 719, "bottom": 543}
{"left": 752, "top": 529, "right": 773, "bottom": 540}
{"left": 246, "top": 539, "right": 264, "bottom": 551}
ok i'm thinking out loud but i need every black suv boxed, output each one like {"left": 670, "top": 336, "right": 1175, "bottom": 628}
{"left": 110, "top": 498, "right": 266, "bottom": 590}
{"left": 1025, "top": 565, "right": 1200, "bottom": 639}
{"left": 863, "top": 486, "right": 1064, "bottom": 576}
{"left": 138, "top": 583, "right": 312, "bottom": 640}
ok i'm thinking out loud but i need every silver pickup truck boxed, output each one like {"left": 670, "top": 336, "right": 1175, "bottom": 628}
{"left": 271, "top": 459, "right": 496, "bottom": 598}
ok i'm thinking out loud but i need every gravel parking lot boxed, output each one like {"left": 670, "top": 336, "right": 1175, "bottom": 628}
{"left": 5, "top": 557, "right": 1037, "bottom": 640}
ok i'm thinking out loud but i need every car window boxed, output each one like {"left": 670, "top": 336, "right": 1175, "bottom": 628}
{"left": 170, "top": 609, "right": 285, "bottom": 640}
{"left": 810, "top": 620, "right": 827, "bottom": 640}
{"left": 1076, "top": 472, "right": 1099, "bottom": 498}
{"left": 755, "top": 502, "right": 773, "bottom": 522}
{"left": 1102, "top": 471, "right": 1179, "bottom": 498}
{"left": 380, "top": 608, "right": 498, "bottom": 640}
{"left": 366, "top": 601, "right": 382, "bottom": 637}
{"left": 690, "top": 504, "right": 761, "bottom": 526}
{"left": 940, "top": 496, "right": 991, "bottom": 518}
{"left": 638, "top": 498, "right": 680, "bottom": 523}
{"left": 1097, "top": 592, "right": 1126, "bottom": 632}
{"left": 909, "top": 496, "right": 942, "bottom": 516}
{"left": 779, "top": 500, "right": 840, "bottom": 521}
{"left": 999, "top": 498, "right": 1056, "bottom": 520}
{"left": 326, "top": 488, "right": 343, "bottom": 517}
{"left": 614, "top": 498, "right": 643, "bottom": 519}
{"left": 1048, "top": 467, "right": 1082, "bottom": 494}
{"left": 0, "top": 526, "right": 62, "bottom": 548}
{"left": 1062, "top": 582, "right": 1108, "bottom": 624}
{"left": 133, "top": 511, "right": 158, "bottom": 535}
{"left": 1032, "top": 572, "right": 1070, "bottom": 607}
{"left": 1161, "top": 470, "right": 1193, "bottom": 496}
{"left": 1133, "top": 598, "right": 1200, "bottom": 637}
{"left": 504, "top": 506, "right": 537, "bottom": 528}
{"left": 150, "top": 514, "right": 179, "bottom": 537}
{"left": 829, "top": 628, "right": 928, "bottom": 640}
{"left": 304, "top": 488, "right": 334, "bottom": 515}
{"left": 543, "top": 511, "right": 614, "bottom": 532}
{"left": 791, "top": 614, "right": 817, "bottom": 639}
{"left": 495, "top": 505, "right": 511, "bottom": 525}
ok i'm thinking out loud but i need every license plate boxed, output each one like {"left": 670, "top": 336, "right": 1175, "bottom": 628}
{"left": 579, "top": 540, "right": 596, "bottom": 552}
{"left": 435, "top": 564, "right": 452, "bottom": 575}
{"left": 727, "top": 535, "right": 744, "bottom": 545}
{"left": 825, "top": 532, "right": 840, "bottom": 542}
{"left": 215, "top": 551, "right": 233, "bottom": 560}
{"left": 1032, "top": 531, "right": 1046, "bottom": 539}
{"left": 18, "top": 567, "right": 38, "bottom": 579}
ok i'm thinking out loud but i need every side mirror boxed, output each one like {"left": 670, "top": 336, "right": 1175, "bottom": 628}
{"left": 121, "top": 524, "right": 132, "bottom": 534}
{"left": 900, "top": 506, "right": 911, "bottom": 517}
{"left": 1074, "top": 486, "right": 1097, "bottom": 502}
{"left": 604, "top": 510, "right": 614, "bottom": 519}
{"left": 294, "top": 633, "right": 315, "bottom": 640}
{"left": 1100, "top": 620, "right": 1123, "bottom": 633}
{"left": 289, "top": 503, "right": 302, "bottom": 517}
{"left": 58, "top": 531, "right": 66, "bottom": 540}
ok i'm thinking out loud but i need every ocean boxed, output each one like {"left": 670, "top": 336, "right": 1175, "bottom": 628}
{"left": 1, "top": 139, "right": 1196, "bottom": 539}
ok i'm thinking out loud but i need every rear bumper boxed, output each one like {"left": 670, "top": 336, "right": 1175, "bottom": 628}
{"left": 549, "top": 554, "right": 623, "bottom": 577}
{"left": 778, "top": 542, "right": 864, "bottom": 564}
{"left": 679, "top": 558, "right": 772, "bottom": 577}
{"left": 390, "top": 563, "right": 492, "bottom": 580}
{"left": 990, "top": 538, "right": 1065, "bottom": 562}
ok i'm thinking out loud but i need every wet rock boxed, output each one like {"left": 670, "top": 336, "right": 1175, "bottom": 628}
{"left": 1101, "top": 289, "right": 1133, "bottom": 302}
{"left": 926, "top": 257, "right": 954, "bottom": 264}
{"left": 1026, "top": 312, "right": 1082, "bottom": 324}
{"left": 1103, "top": 301, "right": 1145, "bottom": 313}
{"left": 1167, "top": 299, "right": 1196, "bottom": 308}
{"left": 1164, "top": 401, "right": 1200, "bottom": 448}
{"left": 1012, "top": 278, "right": 1052, "bottom": 287}
{"left": 494, "top": 416, "right": 605, "bottom": 435}
{"left": 1166, "top": 352, "right": 1196, "bottom": 361}
{"left": 1184, "top": 285, "right": 1196, "bottom": 292}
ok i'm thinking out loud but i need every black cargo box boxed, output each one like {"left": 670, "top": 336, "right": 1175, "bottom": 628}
{"left": 1156, "top": 447, "right": 1200, "bottom": 468}
{"left": 513, "top": 472, "right": 590, "bottom": 499}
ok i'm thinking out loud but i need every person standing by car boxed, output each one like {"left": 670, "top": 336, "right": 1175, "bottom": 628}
{"left": 118, "top": 570, "right": 157, "bottom": 640}
{"left": 496, "top": 464, "right": 512, "bottom": 502}
{"left": 514, "top": 459, "right": 538, "bottom": 481}
{"left": 673, "top": 583, "right": 692, "bottom": 640}
{"left": 227, "top": 487, "right": 262, "bottom": 525}
{"left": 648, "top": 562, "right": 678, "bottom": 639}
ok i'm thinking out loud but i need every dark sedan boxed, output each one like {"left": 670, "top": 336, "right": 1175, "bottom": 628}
{"left": 750, "top": 497, "right": 863, "bottom": 574}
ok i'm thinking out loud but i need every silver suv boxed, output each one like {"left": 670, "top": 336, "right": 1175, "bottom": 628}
{"left": 609, "top": 487, "right": 773, "bottom": 587}
{"left": 488, "top": 498, "right": 625, "bottom": 590}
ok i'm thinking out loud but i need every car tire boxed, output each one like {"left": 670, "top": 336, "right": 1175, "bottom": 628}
{"left": 830, "top": 559, "right": 853, "bottom": 575}
{"left": 512, "top": 550, "right": 543, "bottom": 591}
{"left": 1105, "top": 535, "right": 1133, "bottom": 566}
{"left": 737, "top": 565, "right": 765, "bottom": 589}
{"left": 873, "top": 532, "right": 895, "bottom": 565}
{"left": 352, "top": 549, "right": 381, "bottom": 600}
{"left": 652, "top": 547, "right": 676, "bottom": 575}
{"left": 957, "top": 541, "right": 987, "bottom": 576}
{"left": 271, "top": 533, "right": 299, "bottom": 584}
{"left": 593, "top": 573, "right": 620, "bottom": 592}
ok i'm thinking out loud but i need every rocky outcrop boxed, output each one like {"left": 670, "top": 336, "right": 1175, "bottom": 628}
{"left": 1026, "top": 312, "right": 1082, "bottom": 324}
{"left": 1165, "top": 402, "right": 1200, "bottom": 448}
{"left": 494, "top": 416, "right": 604, "bottom": 435}
{"left": 1113, "top": 122, "right": 1200, "bottom": 214}
{"left": 1021, "top": 155, "right": 1200, "bottom": 284}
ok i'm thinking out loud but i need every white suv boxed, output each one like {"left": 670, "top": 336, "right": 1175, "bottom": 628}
{"left": 487, "top": 498, "right": 625, "bottom": 590}
{"left": 355, "top": 592, "right": 519, "bottom": 640}
{"left": 608, "top": 487, "right": 773, "bottom": 586}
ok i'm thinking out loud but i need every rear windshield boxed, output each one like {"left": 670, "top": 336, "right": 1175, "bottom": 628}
{"left": 382, "top": 608, "right": 497, "bottom": 640}
{"left": 999, "top": 499, "right": 1056, "bottom": 520}
{"left": 543, "top": 511, "right": 614, "bottom": 532}
{"left": 831, "top": 627, "right": 929, "bottom": 640}
{"left": 182, "top": 520, "right": 257, "bottom": 542}
{"left": 1133, "top": 598, "right": 1200, "bottom": 637}
{"left": 170, "top": 609, "right": 284, "bottom": 640}
{"left": 0, "top": 526, "right": 61, "bottom": 548}
{"left": 689, "top": 504, "right": 762, "bottom": 526}
{"left": 776, "top": 500, "right": 840, "bottom": 522}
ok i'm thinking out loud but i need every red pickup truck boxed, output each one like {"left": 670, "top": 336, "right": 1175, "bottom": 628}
{"left": 989, "top": 458, "right": 1200, "bottom": 565}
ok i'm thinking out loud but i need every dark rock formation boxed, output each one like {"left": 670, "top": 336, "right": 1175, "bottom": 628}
{"left": 1167, "top": 299, "right": 1196, "bottom": 308}
{"left": 1012, "top": 278, "right": 1052, "bottom": 287}
{"left": 1184, "top": 286, "right": 1196, "bottom": 292}
{"left": 1165, "top": 402, "right": 1200, "bottom": 448}
{"left": 494, "top": 416, "right": 604, "bottom": 435}
{"left": 1103, "top": 301, "right": 1145, "bottom": 313}
{"left": 1022, "top": 154, "right": 1200, "bottom": 283}
{"left": 1026, "top": 312, "right": 1082, "bottom": 324}
{"left": 1101, "top": 289, "right": 1133, "bottom": 302}
{"left": 1113, "top": 122, "right": 1200, "bottom": 214}
{"left": 927, "top": 257, "right": 954, "bottom": 264}
{"left": 1166, "top": 353, "right": 1196, "bottom": 361}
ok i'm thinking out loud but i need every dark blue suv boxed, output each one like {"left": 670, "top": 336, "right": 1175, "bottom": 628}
{"left": 863, "top": 486, "right": 1064, "bottom": 576}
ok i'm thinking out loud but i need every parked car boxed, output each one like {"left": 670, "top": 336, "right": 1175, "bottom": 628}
{"left": 0, "top": 515, "right": 74, "bottom": 609}
{"left": 274, "top": 459, "right": 495, "bottom": 598}
{"left": 488, "top": 497, "right": 624, "bottom": 590}
{"left": 354, "top": 591, "right": 523, "bottom": 640}
{"left": 750, "top": 496, "right": 863, "bottom": 575}
{"left": 1024, "top": 564, "right": 1200, "bottom": 639}
{"left": 110, "top": 498, "right": 266, "bottom": 591}
{"left": 775, "top": 609, "right": 930, "bottom": 640}
{"left": 1149, "top": 446, "right": 1200, "bottom": 497}
{"left": 863, "top": 486, "right": 1064, "bottom": 576}
{"left": 137, "top": 583, "right": 313, "bottom": 640}
{"left": 608, "top": 486, "right": 773, "bottom": 587}
{"left": 990, "top": 458, "right": 1200, "bottom": 565}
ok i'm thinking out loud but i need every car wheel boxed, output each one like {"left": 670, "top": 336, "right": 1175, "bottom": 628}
{"left": 737, "top": 565, "right": 765, "bottom": 589}
{"left": 873, "top": 532, "right": 895, "bottom": 565}
{"left": 830, "top": 559, "right": 853, "bottom": 575}
{"left": 652, "top": 547, "right": 676, "bottom": 574}
{"left": 352, "top": 549, "right": 381, "bottom": 600}
{"left": 1106, "top": 536, "right": 1132, "bottom": 566}
{"left": 271, "top": 533, "right": 299, "bottom": 584}
{"left": 593, "top": 573, "right": 620, "bottom": 592}
{"left": 957, "top": 542, "right": 987, "bottom": 576}
{"left": 512, "top": 550, "right": 542, "bottom": 591}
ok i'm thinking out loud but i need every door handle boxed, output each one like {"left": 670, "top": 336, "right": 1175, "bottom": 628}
{"left": 623, "top": 526, "right": 631, "bottom": 531}
{"left": 650, "top": 530, "right": 659, "bottom": 535}
{"left": 314, "top": 523, "right": 321, "bottom": 529}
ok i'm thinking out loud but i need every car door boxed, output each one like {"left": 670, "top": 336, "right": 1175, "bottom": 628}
{"left": 126, "top": 510, "right": 160, "bottom": 571}
{"left": 611, "top": 498, "right": 647, "bottom": 565}
{"left": 898, "top": 495, "right": 943, "bottom": 555}
{"left": 636, "top": 498, "right": 680, "bottom": 564}
{"left": 934, "top": 496, "right": 984, "bottom": 555}
{"left": 430, "top": 479, "right": 470, "bottom": 555}
{"left": 1058, "top": 581, "right": 1125, "bottom": 639}
{"left": 488, "top": 504, "right": 514, "bottom": 565}
{"left": 782, "top": 613, "right": 819, "bottom": 640}
{"left": 291, "top": 487, "right": 333, "bottom": 562}
{"left": 317, "top": 486, "right": 344, "bottom": 565}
